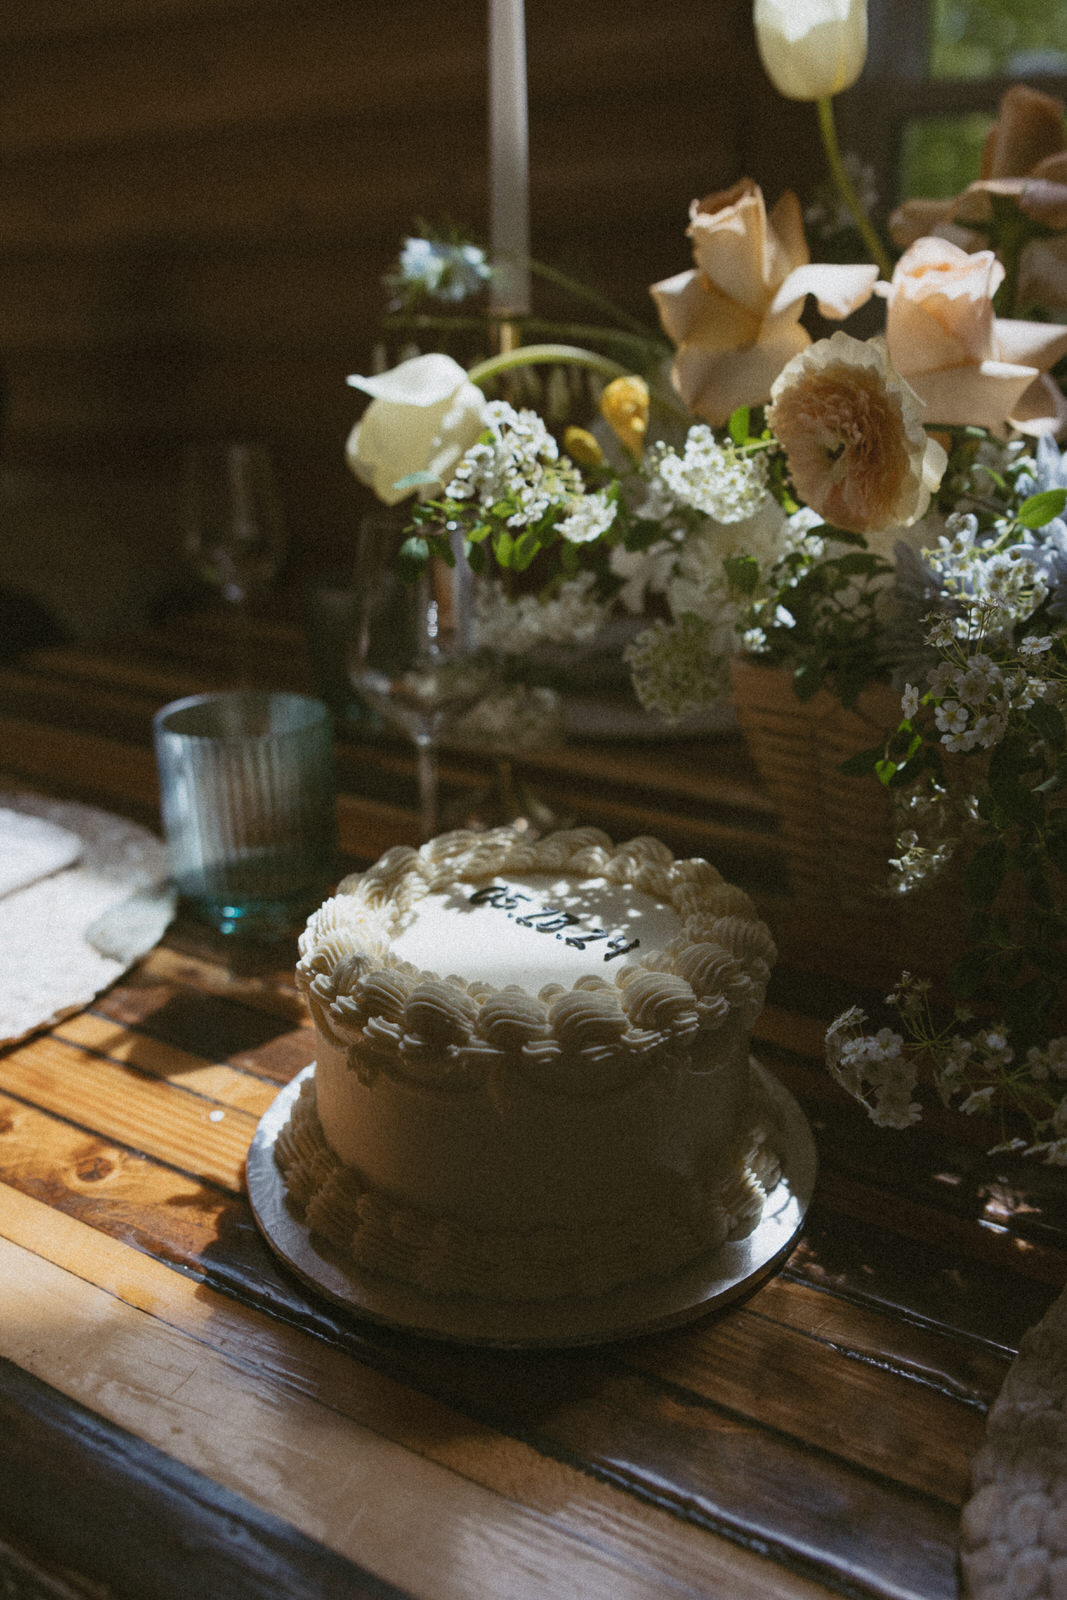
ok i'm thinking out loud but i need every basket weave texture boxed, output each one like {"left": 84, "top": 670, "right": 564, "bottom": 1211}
{"left": 730, "top": 656, "right": 904, "bottom": 911}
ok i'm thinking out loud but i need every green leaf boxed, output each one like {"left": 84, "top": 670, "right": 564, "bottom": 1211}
{"left": 820, "top": 526, "right": 868, "bottom": 548}
{"left": 1003, "top": 977, "right": 1060, "bottom": 1041}
{"left": 838, "top": 744, "right": 884, "bottom": 777}
{"left": 949, "top": 945, "right": 996, "bottom": 998}
{"left": 792, "top": 662, "right": 825, "bottom": 702}
{"left": 831, "top": 552, "right": 888, "bottom": 577}
{"left": 964, "top": 837, "right": 1007, "bottom": 906}
{"left": 1027, "top": 699, "right": 1067, "bottom": 748}
{"left": 724, "top": 554, "right": 760, "bottom": 596}
{"left": 392, "top": 470, "right": 441, "bottom": 494}
{"left": 1016, "top": 488, "right": 1067, "bottom": 529}
{"left": 1026, "top": 862, "right": 1055, "bottom": 909}
{"left": 1046, "top": 831, "right": 1067, "bottom": 875}
{"left": 512, "top": 526, "right": 544, "bottom": 572}
{"left": 728, "top": 406, "right": 750, "bottom": 446}
{"left": 396, "top": 536, "right": 430, "bottom": 579}
{"left": 988, "top": 736, "right": 1044, "bottom": 827}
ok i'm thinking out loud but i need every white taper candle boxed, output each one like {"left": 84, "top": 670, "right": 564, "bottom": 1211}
{"left": 488, "top": 0, "right": 531, "bottom": 317}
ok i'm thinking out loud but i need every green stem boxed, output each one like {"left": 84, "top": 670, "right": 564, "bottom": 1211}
{"left": 991, "top": 208, "right": 1029, "bottom": 319}
{"left": 468, "top": 342, "right": 631, "bottom": 387}
{"left": 816, "top": 95, "right": 893, "bottom": 280}
{"left": 467, "top": 342, "right": 691, "bottom": 424}
{"left": 527, "top": 259, "right": 661, "bottom": 339}
{"left": 383, "top": 311, "right": 670, "bottom": 364}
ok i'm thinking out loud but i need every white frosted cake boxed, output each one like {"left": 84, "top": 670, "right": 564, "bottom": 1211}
{"left": 276, "top": 826, "right": 783, "bottom": 1303}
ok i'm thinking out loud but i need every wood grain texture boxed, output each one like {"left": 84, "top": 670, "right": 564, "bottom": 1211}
{"left": 0, "top": 1182, "right": 843, "bottom": 1600}
{"left": 0, "top": 1358, "right": 409, "bottom": 1600}
{"left": 3, "top": 623, "right": 1065, "bottom": 1600}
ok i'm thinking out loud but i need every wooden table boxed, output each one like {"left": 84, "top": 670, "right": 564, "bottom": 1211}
{"left": 1, "top": 609, "right": 1064, "bottom": 1600}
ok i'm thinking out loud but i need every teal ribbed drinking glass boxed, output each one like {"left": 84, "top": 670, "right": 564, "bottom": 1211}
{"left": 153, "top": 691, "right": 337, "bottom": 938}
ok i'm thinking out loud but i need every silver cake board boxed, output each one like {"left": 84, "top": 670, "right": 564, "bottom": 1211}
{"left": 246, "top": 1059, "right": 817, "bottom": 1348}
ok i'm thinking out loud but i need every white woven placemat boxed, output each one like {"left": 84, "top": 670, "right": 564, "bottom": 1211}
{"left": 961, "top": 1282, "right": 1067, "bottom": 1598}
{"left": 0, "top": 791, "right": 175, "bottom": 1046}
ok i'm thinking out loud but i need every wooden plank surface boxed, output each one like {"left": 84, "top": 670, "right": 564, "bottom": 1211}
{"left": 1, "top": 620, "right": 1065, "bottom": 1600}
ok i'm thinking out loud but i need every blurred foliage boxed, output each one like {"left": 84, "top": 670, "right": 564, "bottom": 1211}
{"left": 929, "top": 0, "right": 1067, "bottom": 79}
{"left": 899, "top": 110, "right": 994, "bottom": 200}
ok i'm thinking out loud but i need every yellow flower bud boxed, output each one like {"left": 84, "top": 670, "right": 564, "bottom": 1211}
{"left": 600, "top": 375, "right": 650, "bottom": 458}
{"left": 563, "top": 425, "right": 605, "bottom": 467}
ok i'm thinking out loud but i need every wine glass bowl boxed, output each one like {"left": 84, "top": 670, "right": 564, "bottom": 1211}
{"left": 348, "top": 520, "right": 494, "bottom": 839}
{"left": 182, "top": 442, "right": 287, "bottom": 608}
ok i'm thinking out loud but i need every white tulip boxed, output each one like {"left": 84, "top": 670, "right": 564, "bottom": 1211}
{"left": 345, "top": 353, "right": 488, "bottom": 506}
{"left": 753, "top": 0, "right": 867, "bottom": 102}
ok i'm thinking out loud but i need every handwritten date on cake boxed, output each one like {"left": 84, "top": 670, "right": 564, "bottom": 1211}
{"left": 468, "top": 884, "right": 639, "bottom": 960}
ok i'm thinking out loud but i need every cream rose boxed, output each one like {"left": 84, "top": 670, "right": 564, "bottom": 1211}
{"left": 766, "top": 331, "right": 947, "bottom": 535}
{"left": 345, "top": 353, "right": 488, "bottom": 505}
{"left": 650, "top": 180, "right": 878, "bottom": 426}
{"left": 753, "top": 0, "right": 867, "bottom": 103}
{"left": 879, "top": 237, "right": 1067, "bottom": 436}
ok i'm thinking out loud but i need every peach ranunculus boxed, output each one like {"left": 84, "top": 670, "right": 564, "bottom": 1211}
{"left": 889, "top": 86, "right": 1067, "bottom": 315}
{"left": 766, "top": 331, "right": 947, "bottom": 535}
{"left": 650, "top": 179, "right": 879, "bottom": 426}
{"left": 877, "top": 237, "right": 1067, "bottom": 436}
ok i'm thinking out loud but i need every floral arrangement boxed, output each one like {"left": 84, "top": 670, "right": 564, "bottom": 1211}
{"left": 343, "top": 0, "right": 1067, "bottom": 1160}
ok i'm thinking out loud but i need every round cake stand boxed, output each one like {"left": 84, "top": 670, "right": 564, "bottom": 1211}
{"left": 246, "top": 1060, "right": 817, "bottom": 1349}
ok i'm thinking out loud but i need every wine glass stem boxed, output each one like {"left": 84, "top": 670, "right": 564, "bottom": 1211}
{"left": 415, "top": 738, "right": 439, "bottom": 842}
{"left": 227, "top": 595, "right": 255, "bottom": 687}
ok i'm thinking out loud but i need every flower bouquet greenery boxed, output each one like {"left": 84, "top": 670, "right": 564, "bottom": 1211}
{"left": 342, "top": 1, "right": 1067, "bottom": 1159}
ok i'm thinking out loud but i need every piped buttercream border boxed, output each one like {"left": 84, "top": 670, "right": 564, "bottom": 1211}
{"left": 296, "top": 826, "right": 777, "bottom": 1092}
{"left": 275, "top": 1072, "right": 783, "bottom": 1304}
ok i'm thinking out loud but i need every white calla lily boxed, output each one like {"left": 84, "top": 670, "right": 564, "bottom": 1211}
{"left": 345, "top": 353, "right": 488, "bottom": 505}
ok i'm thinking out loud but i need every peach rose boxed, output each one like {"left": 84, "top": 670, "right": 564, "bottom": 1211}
{"left": 878, "top": 237, "right": 1067, "bottom": 435}
{"left": 890, "top": 86, "right": 1067, "bottom": 316}
{"left": 766, "top": 332, "right": 947, "bottom": 535}
{"left": 650, "top": 180, "right": 878, "bottom": 425}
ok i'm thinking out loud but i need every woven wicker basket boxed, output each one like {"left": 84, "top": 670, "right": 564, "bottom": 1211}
{"left": 729, "top": 655, "right": 965, "bottom": 983}
{"left": 730, "top": 656, "right": 905, "bottom": 909}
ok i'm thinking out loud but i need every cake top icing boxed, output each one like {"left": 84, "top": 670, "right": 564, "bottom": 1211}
{"left": 388, "top": 874, "right": 681, "bottom": 989}
{"left": 296, "top": 826, "right": 776, "bottom": 1088}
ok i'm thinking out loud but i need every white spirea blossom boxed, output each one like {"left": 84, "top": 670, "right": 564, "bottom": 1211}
{"left": 649, "top": 427, "right": 770, "bottom": 522}
{"left": 473, "top": 572, "right": 603, "bottom": 656}
{"left": 922, "top": 512, "right": 1049, "bottom": 641}
{"left": 624, "top": 608, "right": 738, "bottom": 720}
{"left": 610, "top": 539, "right": 682, "bottom": 614}
{"left": 446, "top": 401, "right": 583, "bottom": 527}
{"left": 824, "top": 1007, "right": 921, "bottom": 1129}
{"left": 556, "top": 489, "right": 618, "bottom": 544}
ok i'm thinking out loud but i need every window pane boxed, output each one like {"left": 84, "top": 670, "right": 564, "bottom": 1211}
{"left": 899, "top": 111, "right": 992, "bottom": 199}
{"left": 929, "top": 0, "right": 1067, "bottom": 79}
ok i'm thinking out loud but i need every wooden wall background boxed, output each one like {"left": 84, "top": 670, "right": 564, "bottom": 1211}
{"left": 0, "top": 0, "right": 821, "bottom": 607}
